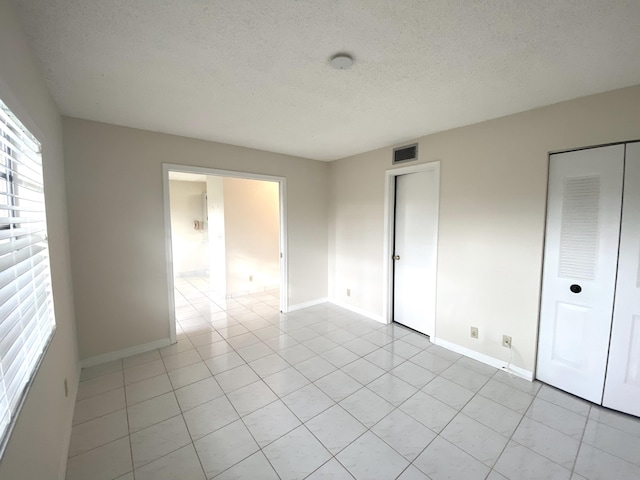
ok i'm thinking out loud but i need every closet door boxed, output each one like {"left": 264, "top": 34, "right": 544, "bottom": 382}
{"left": 537, "top": 145, "right": 624, "bottom": 403}
{"left": 603, "top": 142, "right": 640, "bottom": 416}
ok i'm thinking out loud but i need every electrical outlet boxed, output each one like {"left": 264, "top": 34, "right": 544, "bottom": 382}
{"left": 346, "top": 288, "right": 351, "bottom": 297}
{"left": 470, "top": 327, "right": 478, "bottom": 339}
{"left": 249, "top": 275, "right": 253, "bottom": 282}
{"left": 502, "top": 335, "right": 512, "bottom": 348}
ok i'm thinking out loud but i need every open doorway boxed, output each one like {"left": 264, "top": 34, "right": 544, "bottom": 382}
{"left": 162, "top": 164, "right": 287, "bottom": 343}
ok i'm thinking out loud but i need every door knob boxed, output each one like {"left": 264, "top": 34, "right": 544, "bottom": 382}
{"left": 393, "top": 255, "right": 400, "bottom": 260}
{"left": 570, "top": 284, "right": 582, "bottom": 294}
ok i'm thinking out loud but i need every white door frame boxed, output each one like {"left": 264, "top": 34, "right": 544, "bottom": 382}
{"left": 382, "top": 161, "right": 440, "bottom": 334}
{"left": 162, "top": 163, "right": 288, "bottom": 344}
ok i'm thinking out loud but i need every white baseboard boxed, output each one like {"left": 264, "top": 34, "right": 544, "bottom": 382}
{"left": 80, "top": 338, "right": 172, "bottom": 368}
{"left": 287, "top": 297, "right": 329, "bottom": 312}
{"left": 433, "top": 337, "right": 534, "bottom": 381}
{"left": 328, "top": 299, "right": 385, "bottom": 324}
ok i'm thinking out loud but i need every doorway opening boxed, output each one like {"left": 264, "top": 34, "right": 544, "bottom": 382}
{"left": 162, "top": 164, "right": 288, "bottom": 343}
{"left": 382, "top": 161, "right": 440, "bottom": 338}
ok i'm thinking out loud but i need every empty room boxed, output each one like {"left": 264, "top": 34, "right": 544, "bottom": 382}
{"left": 1, "top": 1, "right": 639, "bottom": 479}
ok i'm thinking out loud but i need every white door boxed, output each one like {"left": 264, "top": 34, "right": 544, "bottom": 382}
{"left": 603, "top": 142, "right": 640, "bottom": 416}
{"left": 393, "top": 168, "right": 439, "bottom": 336}
{"left": 537, "top": 145, "right": 624, "bottom": 403}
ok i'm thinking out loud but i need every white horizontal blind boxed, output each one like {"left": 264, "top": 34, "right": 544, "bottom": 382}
{"left": 0, "top": 98, "right": 55, "bottom": 452}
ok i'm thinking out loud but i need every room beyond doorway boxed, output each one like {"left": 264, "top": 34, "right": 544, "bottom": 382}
{"left": 163, "top": 164, "right": 288, "bottom": 344}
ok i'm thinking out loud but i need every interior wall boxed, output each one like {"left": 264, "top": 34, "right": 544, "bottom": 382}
{"left": 328, "top": 85, "right": 640, "bottom": 374}
{"left": 0, "top": 2, "right": 79, "bottom": 479}
{"left": 222, "top": 177, "right": 280, "bottom": 296}
{"left": 168, "top": 179, "right": 208, "bottom": 276}
{"left": 63, "top": 118, "right": 329, "bottom": 361}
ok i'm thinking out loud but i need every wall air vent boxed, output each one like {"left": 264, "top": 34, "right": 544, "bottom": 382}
{"left": 393, "top": 144, "right": 418, "bottom": 164}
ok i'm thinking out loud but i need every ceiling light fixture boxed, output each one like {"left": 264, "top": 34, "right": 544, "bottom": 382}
{"left": 330, "top": 53, "right": 354, "bottom": 70}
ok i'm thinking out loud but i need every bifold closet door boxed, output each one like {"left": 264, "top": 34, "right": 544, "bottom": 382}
{"left": 603, "top": 142, "right": 640, "bottom": 417}
{"left": 537, "top": 145, "right": 624, "bottom": 404}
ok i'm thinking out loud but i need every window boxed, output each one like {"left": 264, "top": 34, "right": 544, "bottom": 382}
{"left": 0, "top": 98, "right": 56, "bottom": 453}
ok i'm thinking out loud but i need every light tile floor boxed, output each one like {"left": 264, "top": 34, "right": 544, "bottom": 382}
{"left": 66, "top": 276, "right": 640, "bottom": 480}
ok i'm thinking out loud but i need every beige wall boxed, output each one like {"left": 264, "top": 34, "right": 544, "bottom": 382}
{"left": 169, "top": 180, "right": 209, "bottom": 276}
{"left": 329, "top": 85, "right": 640, "bottom": 373}
{"left": 63, "top": 118, "right": 329, "bottom": 361}
{"left": 222, "top": 177, "right": 280, "bottom": 295}
{"left": 0, "top": 2, "right": 79, "bottom": 478}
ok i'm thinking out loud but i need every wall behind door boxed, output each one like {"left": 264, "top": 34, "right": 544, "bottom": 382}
{"left": 222, "top": 177, "right": 280, "bottom": 296}
{"left": 169, "top": 179, "right": 209, "bottom": 276}
{"left": 206, "top": 176, "right": 280, "bottom": 297}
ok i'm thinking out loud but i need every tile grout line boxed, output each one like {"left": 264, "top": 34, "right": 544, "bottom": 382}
{"left": 483, "top": 376, "right": 539, "bottom": 480}
{"left": 569, "top": 403, "right": 592, "bottom": 478}
{"left": 120, "top": 364, "right": 136, "bottom": 480}
{"left": 181, "top": 286, "right": 293, "bottom": 479}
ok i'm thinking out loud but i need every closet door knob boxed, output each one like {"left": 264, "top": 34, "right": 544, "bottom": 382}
{"left": 393, "top": 255, "right": 400, "bottom": 260}
{"left": 570, "top": 284, "right": 582, "bottom": 294}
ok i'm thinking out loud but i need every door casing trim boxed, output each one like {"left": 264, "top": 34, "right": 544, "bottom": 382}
{"left": 162, "top": 163, "right": 288, "bottom": 344}
{"left": 382, "top": 161, "right": 441, "bottom": 337}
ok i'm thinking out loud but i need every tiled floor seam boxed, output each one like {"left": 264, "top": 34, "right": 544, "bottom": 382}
{"left": 66, "top": 426, "right": 130, "bottom": 459}
{"left": 575, "top": 417, "right": 640, "bottom": 470}
{"left": 568, "top": 403, "right": 592, "bottom": 478}
{"left": 186, "top": 410, "right": 211, "bottom": 480}
{"left": 120, "top": 372, "right": 135, "bottom": 480}
{"left": 76, "top": 381, "right": 124, "bottom": 402}
{"left": 179, "top": 286, "right": 284, "bottom": 479}
{"left": 487, "top": 394, "right": 532, "bottom": 479}
{"left": 211, "top": 349, "right": 293, "bottom": 479}
{"left": 502, "top": 386, "right": 578, "bottom": 478}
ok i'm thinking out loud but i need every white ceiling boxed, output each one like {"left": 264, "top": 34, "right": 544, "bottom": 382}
{"left": 12, "top": 1, "right": 640, "bottom": 161}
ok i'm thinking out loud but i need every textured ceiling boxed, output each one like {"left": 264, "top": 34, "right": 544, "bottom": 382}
{"left": 12, "top": 0, "right": 640, "bottom": 161}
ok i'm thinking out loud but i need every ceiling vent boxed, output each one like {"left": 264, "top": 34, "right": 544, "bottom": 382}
{"left": 393, "top": 144, "right": 418, "bottom": 164}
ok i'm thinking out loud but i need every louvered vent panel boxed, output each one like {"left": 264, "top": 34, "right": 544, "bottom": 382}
{"left": 558, "top": 175, "right": 600, "bottom": 280}
{"left": 393, "top": 144, "right": 418, "bottom": 164}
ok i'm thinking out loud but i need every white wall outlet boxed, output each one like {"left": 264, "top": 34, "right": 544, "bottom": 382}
{"left": 502, "top": 335, "right": 512, "bottom": 348}
{"left": 470, "top": 327, "right": 479, "bottom": 339}
{"left": 347, "top": 288, "right": 351, "bottom": 296}
{"left": 249, "top": 275, "right": 253, "bottom": 282}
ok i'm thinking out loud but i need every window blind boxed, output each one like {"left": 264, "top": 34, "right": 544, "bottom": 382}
{"left": 0, "top": 98, "right": 55, "bottom": 453}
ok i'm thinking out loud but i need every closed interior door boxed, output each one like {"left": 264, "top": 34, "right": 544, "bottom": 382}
{"left": 603, "top": 142, "right": 640, "bottom": 416}
{"left": 393, "top": 168, "right": 439, "bottom": 336}
{"left": 537, "top": 145, "right": 624, "bottom": 403}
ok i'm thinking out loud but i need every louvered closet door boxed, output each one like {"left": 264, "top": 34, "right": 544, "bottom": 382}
{"left": 603, "top": 142, "right": 640, "bottom": 416}
{"left": 537, "top": 145, "right": 624, "bottom": 403}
